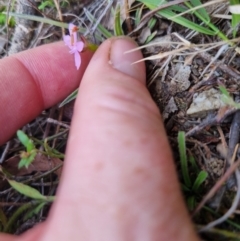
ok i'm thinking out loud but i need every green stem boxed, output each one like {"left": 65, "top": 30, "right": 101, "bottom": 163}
{"left": 4, "top": 202, "right": 34, "bottom": 233}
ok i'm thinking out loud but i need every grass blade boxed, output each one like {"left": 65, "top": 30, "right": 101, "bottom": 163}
{"left": 4, "top": 203, "right": 32, "bottom": 233}
{"left": 189, "top": 0, "right": 210, "bottom": 22}
{"left": 8, "top": 180, "right": 55, "bottom": 201}
{"left": 138, "top": 0, "right": 216, "bottom": 35}
{"left": 192, "top": 170, "right": 208, "bottom": 192}
{"left": 229, "top": 0, "right": 240, "bottom": 37}
{"left": 178, "top": 131, "right": 191, "bottom": 187}
{"left": 114, "top": 3, "right": 124, "bottom": 36}
{"left": 17, "top": 130, "right": 35, "bottom": 152}
{"left": 0, "top": 207, "right": 7, "bottom": 231}
{"left": 84, "top": 8, "right": 113, "bottom": 38}
{"left": 59, "top": 88, "right": 78, "bottom": 108}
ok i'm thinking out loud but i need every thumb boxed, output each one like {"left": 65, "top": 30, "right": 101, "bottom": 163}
{"left": 43, "top": 37, "right": 199, "bottom": 241}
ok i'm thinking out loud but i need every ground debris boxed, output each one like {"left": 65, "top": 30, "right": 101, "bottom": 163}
{"left": 163, "top": 97, "right": 178, "bottom": 120}
{"left": 187, "top": 88, "right": 226, "bottom": 117}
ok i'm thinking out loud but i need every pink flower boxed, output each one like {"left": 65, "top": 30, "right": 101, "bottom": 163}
{"left": 63, "top": 23, "right": 84, "bottom": 70}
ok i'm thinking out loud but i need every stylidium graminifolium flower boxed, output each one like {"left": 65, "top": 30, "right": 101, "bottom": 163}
{"left": 63, "top": 23, "right": 84, "bottom": 70}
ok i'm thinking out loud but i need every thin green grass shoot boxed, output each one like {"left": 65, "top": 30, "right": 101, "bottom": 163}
{"left": 178, "top": 131, "right": 208, "bottom": 210}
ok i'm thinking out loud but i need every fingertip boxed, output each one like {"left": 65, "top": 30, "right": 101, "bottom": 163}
{"left": 110, "top": 36, "right": 146, "bottom": 83}
{"left": 89, "top": 37, "right": 146, "bottom": 84}
{"left": 14, "top": 42, "right": 94, "bottom": 108}
{"left": 0, "top": 42, "right": 94, "bottom": 145}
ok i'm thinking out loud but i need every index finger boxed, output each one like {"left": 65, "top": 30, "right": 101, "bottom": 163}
{"left": 0, "top": 42, "right": 93, "bottom": 145}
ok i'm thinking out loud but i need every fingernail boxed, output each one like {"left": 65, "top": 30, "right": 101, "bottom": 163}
{"left": 110, "top": 37, "right": 146, "bottom": 83}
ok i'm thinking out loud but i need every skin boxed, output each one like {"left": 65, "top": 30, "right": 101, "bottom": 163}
{"left": 0, "top": 37, "right": 199, "bottom": 241}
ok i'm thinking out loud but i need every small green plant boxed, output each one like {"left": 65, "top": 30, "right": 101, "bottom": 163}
{"left": 114, "top": 3, "right": 124, "bottom": 36}
{"left": 138, "top": 0, "right": 234, "bottom": 45}
{"left": 8, "top": 179, "right": 55, "bottom": 201}
{"left": 0, "top": 7, "right": 15, "bottom": 27}
{"left": 17, "top": 130, "right": 37, "bottom": 169}
{"left": 219, "top": 85, "right": 240, "bottom": 109}
{"left": 38, "top": 0, "right": 69, "bottom": 10}
{"left": 38, "top": 0, "right": 54, "bottom": 10}
{"left": 178, "top": 131, "right": 208, "bottom": 210}
{"left": 229, "top": 0, "right": 240, "bottom": 37}
{"left": 2, "top": 180, "right": 55, "bottom": 233}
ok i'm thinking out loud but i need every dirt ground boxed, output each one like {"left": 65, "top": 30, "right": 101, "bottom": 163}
{"left": 1, "top": 0, "right": 240, "bottom": 240}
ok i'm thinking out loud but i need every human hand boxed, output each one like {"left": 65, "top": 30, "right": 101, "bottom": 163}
{"left": 0, "top": 37, "right": 199, "bottom": 241}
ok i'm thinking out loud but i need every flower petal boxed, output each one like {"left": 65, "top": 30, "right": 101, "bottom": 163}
{"left": 74, "top": 51, "right": 81, "bottom": 70}
{"left": 63, "top": 35, "right": 71, "bottom": 47}
{"left": 68, "top": 23, "right": 75, "bottom": 35}
{"left": 76, "top": 41, "right": 84, "bottom": 52}
{"left": 69, "top": 48, "right": 75, "bottom": 54}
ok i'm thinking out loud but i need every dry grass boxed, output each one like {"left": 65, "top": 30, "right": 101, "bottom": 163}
{"left": 1, "top": 0, "right": 240, "bottom": 239}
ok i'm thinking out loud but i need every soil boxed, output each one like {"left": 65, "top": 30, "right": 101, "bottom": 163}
{"left": 0, "top": 0, "right": 240, "bottom": 239}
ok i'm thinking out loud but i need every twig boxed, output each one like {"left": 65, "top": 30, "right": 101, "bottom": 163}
{"left": 0, "top": 141, "right": 10, "bottom": 164}
{"left": 0, "top": 163, "right": 63, "bottom": 195}
{"left": 47, "top": 118, "right": 70, "bottom": 129}
{"left": 192, "top": 158, "right": 240, "bottom": 216}
{"left": 52, "top": 108, "right": 65, "bottom": 149}
{"left": 200, "top": 168, "right": 240, "bottom": 232}
{"left": 200, "top": 44, "right": 228, "bottom": 78}
{"left": 197, "top": 225, "right": 240, "bottom": 238}
{"left": 217, "top": 125, "right": 228, "bottom": 151}
{"left": 5, "top": 0, "right": 12, "bottom": 55}
{"left": 186, "top": 108, "right": 237, "bottom": 137}
{"left": 84, "top": 0, "right": 113, "bottom": 36}
{"left": 171, "top": 34, "right": 240, "bottom": 91}
{"left": 228, "top": 110, "right": 240, "bottom": 162}
{"left": 52, "top": 0, "right": 64, "bottom": 37}
{"left": 124, "top": 0, "right": 132, "bottom": 32}
{"left": 225, "top": 101, "right": 240, "bottom": 188}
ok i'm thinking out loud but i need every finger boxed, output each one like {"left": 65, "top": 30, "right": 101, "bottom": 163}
{"left": 0, "top": 233, "right": 14, "bottom": 241}
{"left": 0, "top": 42, "right": 93, "bottom": 145}
{"left": 0, "top": 222, "right": 45, "bottom": 241}
{"left": 41, "top": 37, "right": 199, "bottom": 240}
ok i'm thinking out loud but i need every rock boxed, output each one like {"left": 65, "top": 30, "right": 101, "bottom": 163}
{"left": 170, "top": 64, "right": 191, "bottom": 94}
{"left": 163, "top": 97, "right": 178, "bottom": 120}
{"left": 187, "top": 88, "right": 226, "bottom": 117}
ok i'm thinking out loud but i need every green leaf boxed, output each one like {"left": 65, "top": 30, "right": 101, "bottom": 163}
{"left": 187, "top": 196, "right": 196, "bottom": 211}
{"left": 18, "top": 151, "right": 37, "bottom": 169}
{"left": 189, "top": 155, "right": 199, "bottom": 172}
{"left": 178, "top": 131, "right": 191, "bottom": 187}
{"left": 8, "top": 180, "right": 55, "bottom": 201}
{"left": 145, "top": 30, "right": 157, "bottom": 44}
{"left": 0, "top": 13, "right": 6, "bottom": 25}
{"left": 0, "top": 207, "right": 7, "bottom": 230}
{"left": 114, "top": 3, "right": 124, "bottom": 36}
{"left": 219, "top": 86, "right": 240, "bottom": 109}
{"left": 189, "top": 0, "right": 210, "bottom": 22}
{"left": 219, "top": 86, "right": 230, "bottom": 97}
{"left": 17, "top": 130, "right": 35, "bottom": 152}
{"left": 231, "top": 13, "right": 240, "bottom": 37}
{"left": 181, "top": 183, "right": 191, "bottom": 192}
{"left": 38, "top": 0, "right": 54, "bottom": 10}
{"left": 192, "top": 170, "right": 208, "bottom": 192}
{"left": 230, "top": 0, "right": 240, "bottom": 37}
{"left": 4, "top": 203, "right": 32, "bottom": 233}
{"left": 59, "top": 88, "right": 78, "bottom": 108}
{"left": 135, "top": 7, "right": 142, "bottom": 26}
{"left": 147, "top": 17, "right": 157, "bottom": 30}
{"left": 23, "top": 202, "right": 46, "bottom": 221}
{"left": 138, "top": 0, "right": 216, "bottom": 35}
